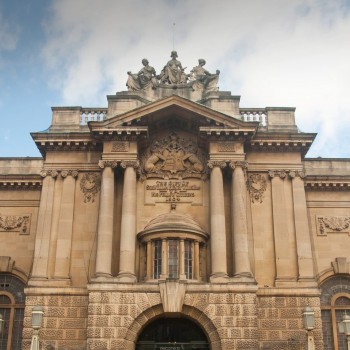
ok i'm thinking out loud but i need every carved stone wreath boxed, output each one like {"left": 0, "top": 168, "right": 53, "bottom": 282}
{"left": 247, "top": 174, "right": 267, "bottom": 203}
{"left": 80, "top": 173, "right": 101, "bottom": 203}
{"left": 139, "top": 132, "right": 208, "bottom": 180}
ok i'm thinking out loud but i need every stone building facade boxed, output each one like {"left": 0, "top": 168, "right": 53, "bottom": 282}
{"left": 1, "top": 56, "right": 350, "bottom": 349}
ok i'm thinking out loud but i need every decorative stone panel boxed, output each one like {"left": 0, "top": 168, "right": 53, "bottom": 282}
{"left": 22, "top": 294, "right": 88, "bottom": 350}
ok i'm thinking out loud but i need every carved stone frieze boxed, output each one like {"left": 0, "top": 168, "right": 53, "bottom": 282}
{"left": 111, "top": 141, "right": 129, "bottom": 152}
{"left": 0, "top": 214, "right": 31, "bottom": 234}
{"left": 247, "top": 174, "right": 267, "bottom": 203}
{"left": 80, "top": 173, "right": 101, "bottom": 203}
{"left": 98, "top": 160, "right": 118, "bottom": 169}
{"left": 217, "top": 142, "right": 236, "bottom": 152}
{"left": 140, "top": 132, "right": 207, "bottom": 180}
{"left": 317, "top": 215, "right": 350, "bottom": 236}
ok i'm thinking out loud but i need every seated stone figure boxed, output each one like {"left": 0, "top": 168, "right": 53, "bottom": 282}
{"left": 126, "top": 59, "right": 157, "bottom": 90}
{"left": 160, "top": 51, "right": 188, "bottom": 85}
{"left": 190, "top": 59, "right": 220, "bottom": 91}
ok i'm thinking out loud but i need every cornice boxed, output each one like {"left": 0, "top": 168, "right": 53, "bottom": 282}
{"left": 304, "top": 180, "right": 350, "bottom": 191}
{"left": 0, "top": 175, "right": 42, "bottom": 190}
{"left": 31, "top": 132, "right": 103, "bottom": 157}
{"left": 89, "top": 126, "right": 149, "bottom": 141}
{"left": 248, "top": 132, "right": 316, "bottom": 156}
{"left": 199, "top": 126, "right": 256, "bottom": 141}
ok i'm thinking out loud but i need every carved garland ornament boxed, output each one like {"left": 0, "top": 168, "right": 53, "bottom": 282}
{"left": 0, "top": 214, "right": 31, "bottom": 234}
{"left": 139, "top": 132, "right": 208, "bottom": 180}
{"left": 80, "top": 173, "right": 101, "bottom": 203}
{"left": 317, "top": 216, "right": 350, "bottom": 236}
{"left": 247, "top": 174, "right": 267, "bottom": 203}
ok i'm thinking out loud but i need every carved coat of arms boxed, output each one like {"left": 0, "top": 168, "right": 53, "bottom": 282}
{"left": 139, "top": 132, "right": 207, "bottom": 180}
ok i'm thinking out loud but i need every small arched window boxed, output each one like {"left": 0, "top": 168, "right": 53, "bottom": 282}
{"left": 321, "top": 276, "right": 350, "bottom": 350}
{"left": 0, "top": 274, "right": 26, "bottom": 350}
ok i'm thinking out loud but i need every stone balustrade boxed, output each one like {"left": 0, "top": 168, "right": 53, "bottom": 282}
{"left": 240, "top": 109, "right": 267, "bottom": 126}
{"left": 81, "top": 108, "right": 108, "bottom": 125}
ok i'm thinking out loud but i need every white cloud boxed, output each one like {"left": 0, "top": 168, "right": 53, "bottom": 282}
{"left": 41, "top": 0, "right": 350, "bottom": 157}
{"left": 0, "top": 11, "right": 20, "bottom": 52}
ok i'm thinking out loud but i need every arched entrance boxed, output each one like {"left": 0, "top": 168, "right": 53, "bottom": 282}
{"left": 136, "top": 317, "right": 210, "bottom": 350}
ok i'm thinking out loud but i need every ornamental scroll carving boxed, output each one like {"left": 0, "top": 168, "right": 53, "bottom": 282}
{"left": 247, "top": 174, "right": 267, "bottom": 203}
{"left": 317, "top": 216, "right": 350, "bottom": 236}
{"left": 139, "top": 132, "right": 208, "bottom": 180}
{"left": 80, "top": 173, "right": 101, "bottom": 203}
{"left": 0, "top": 214, "right": 31, "bottom": 234}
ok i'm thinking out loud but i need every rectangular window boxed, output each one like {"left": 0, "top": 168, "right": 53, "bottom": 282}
{"left": 153, "top": 240, "right": 162, "bottom": 279}
{"left": 168, "top": 240, "right": 178, "bottom": 278}
{"left": 184, "top": 240, "right": 193, "bottom": 279}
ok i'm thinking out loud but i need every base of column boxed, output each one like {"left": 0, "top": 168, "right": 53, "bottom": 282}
{"left": 210, "top": 273, "right": 229, "bottom": 283}
{"left": 95, "top": 272, "right": 113, "bottom": 279}
{"left": 231, "top": 273, "right": 256, "bottom": 284}
{"left": 116, "top": 273, "right": 137, "bottom": 283}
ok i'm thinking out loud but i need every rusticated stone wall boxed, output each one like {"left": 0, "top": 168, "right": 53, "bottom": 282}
{"left": 87, "top": 289, "right": 258, "bottom": 350}
{"left": 22, "top": 293, "right": 88, "bottom": 350}
{"left": 258, "top": 295, "right": 323, "bottom": 350}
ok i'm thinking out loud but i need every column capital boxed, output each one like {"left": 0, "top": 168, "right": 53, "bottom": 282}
{"left": 61, "top": 169, "right": 79, "bottom": 179}
{"left": 289, "top": 170, "right": 306, "bottom": 179}
{"left": 40, "top": 169, "right": 59, "bottom": 178}
{"left": 268, "top": 170, "right": 287, "bottom": 179}
{"left": 120, "top": 160, "right": 140, "bottom": 169}
{"left": 229, "top": 160, "right": 248, "bottom": 170}
{"left": 98, "top": 160, "right": 118, "bottom": 169}
{"left": 207, "top": 160, "right": 227, "bottom": 169}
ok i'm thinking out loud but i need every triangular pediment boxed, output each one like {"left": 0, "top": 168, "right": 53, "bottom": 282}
{"left": 89, "top": 95, "right": 257, "bottom": 136}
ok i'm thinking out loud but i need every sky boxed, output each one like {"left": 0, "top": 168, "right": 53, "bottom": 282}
{"left": 0, "top": 0, "right": 350, "bottom": 158}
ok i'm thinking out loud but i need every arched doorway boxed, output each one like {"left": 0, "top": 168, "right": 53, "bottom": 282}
{"left": 136, "top": 317, "right": 210, "bottom": 350}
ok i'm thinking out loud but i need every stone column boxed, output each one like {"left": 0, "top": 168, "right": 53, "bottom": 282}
{"left": 31, "top": 170, "right": 58, "bottom": 281}
{"left": 117, "top": 161, "right": 138, "bottom": 282}
{"left": 160, "top": 239, "right": 167, "bottom": 279}
{"left": 95, "top": 160, "right": 117, "bottom": 277}
{"left": 179, "top": 239, "right": 186, "bottom": 280}
{"left": 269, "top": 170, "right": 295, "bottom": 284}
{"left": 230, "top": 161, "right": 253, "bottom": 279}
{"left": 290, "top": 171, "right": 316, "bottom": 284}
{"left": 54, "top": 170, "right": 78, "bottom": 280}
{"left": 208, "top": 161, "right": 228, "bottom": 282}
{"left": 146, "top": 241, "right": 152, "bottom": 280}
{"left": 194, "top": 240, "right": 200, "bottom": 280}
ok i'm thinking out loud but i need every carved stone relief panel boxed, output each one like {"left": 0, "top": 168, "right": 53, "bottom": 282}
{"left": 316, "top": 215, "right": 350, "bottom": 236}
{"left": 111, "top": 141, "right": 129, "bottom": 152}
{"left": 139, "top": 131, "right": 208, "bottom": 181}
{"left": 217, "top": 142, "right": 236, "bottom": 153}
{"left": 0, "top": 214, "right": 31, "bottom": 234}
{"left": 247, "top": 174, "right": 267, "bottom": 203}
{"left": 80, "top": 173, "right": 101, "bottom": 203}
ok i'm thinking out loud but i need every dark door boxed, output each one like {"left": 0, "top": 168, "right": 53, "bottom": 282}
{"left": 136, "top": 317, "right": 210, "bottom": 350}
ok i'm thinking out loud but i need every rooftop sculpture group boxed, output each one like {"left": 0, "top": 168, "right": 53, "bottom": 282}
{"left": 126, "top": 51, "right": 220, "bottom": 92}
